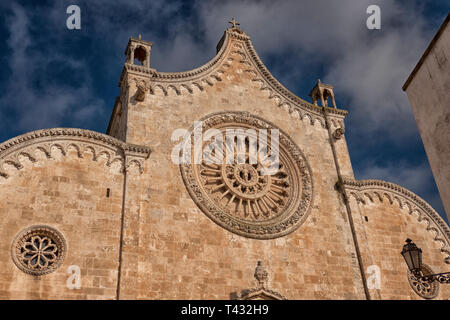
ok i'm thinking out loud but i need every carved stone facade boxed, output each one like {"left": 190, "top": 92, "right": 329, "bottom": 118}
{"left": 0, "top": 24, "right": 448, "bottom": 300}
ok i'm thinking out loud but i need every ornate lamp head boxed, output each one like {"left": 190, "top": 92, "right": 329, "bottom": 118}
{"left": 401, "top": 238, "right": 423, "bottom": 275}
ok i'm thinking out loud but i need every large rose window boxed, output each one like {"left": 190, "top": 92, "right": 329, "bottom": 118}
{"left": 180, "top": 112, "right": 313, "bottom": 239}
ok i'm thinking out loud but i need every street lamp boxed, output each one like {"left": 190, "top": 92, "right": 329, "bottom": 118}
{"left": 401, "top": 238, "right": 450, "bottom": 284}
{"left": 401, "top": 238, "right": 422, "bottom": 276}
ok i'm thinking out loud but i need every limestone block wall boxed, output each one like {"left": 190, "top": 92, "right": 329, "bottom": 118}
{"left": 0, "top": 149, "right": 123, "bottom": 299}
{"left": 118, "top": 31, "right": 366, "bottom": 299}
{"left": 0, "top": 129, "right": 149, "bottom": 299}
{"left": 0, "top": 26, "right": 447, "bottom": 300}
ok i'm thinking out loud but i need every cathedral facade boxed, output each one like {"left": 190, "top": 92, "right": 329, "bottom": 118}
{"left": 0, "top": 24, "right": 449, "bottom": 300}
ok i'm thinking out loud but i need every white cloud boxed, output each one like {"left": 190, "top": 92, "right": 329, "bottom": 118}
{"left": 196, "top": 0, "right": 433, "bottom": 142}
{"left": 1, "top": 3, "right": 106, "bottom": 133}
{"left": 4, "top": 0, "right": 434, "bottom": 138}
{"left": 358, "top": 161, "right": 430, "bottom": 192}
{"left": 357, "top": 161, "right": 445, "bottom": 217}
{"left": 194, "top": 0, "right": 445, "bottom": 215}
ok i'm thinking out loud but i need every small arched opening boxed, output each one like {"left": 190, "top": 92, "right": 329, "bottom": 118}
{"left": 134, "top": 46, "right": 147, "bottom": 66}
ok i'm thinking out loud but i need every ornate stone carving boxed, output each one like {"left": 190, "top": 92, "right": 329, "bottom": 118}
{"left": 254, "top": 261, "right": 268, "bottom": 288}
{"left": 180, "top": 111, "right": 313, "bottom": 239}
{"left": 228, "top": 18, "right": 240, "bottom": 29}
{"left": 119, "top": 28, "right": 347, "bottom": 129}
{"left": 407, "top": 264, "right": 439, "bottom": 299}
{"left": 341, "top": 178, "right": 450, "bottom": 263}
{"left": 241, "top": 37, "right": 346, "bottom": 128}
{"left": 333, "top": 127, "right": 345, "bottom": 140}
{"left": 237, "top": 287, "right": 286, "bottom": 300}
{"left": 0, "top": 128, "right": 151, "bottom": 178}
{"left": 233, "top": 261, "right": 287, "bottom": 300}
{"left": 134, "top": 78, "right": 150, "bottom": 101}
{"left": 11, "top": 225, "right": 66, "bottom": 276}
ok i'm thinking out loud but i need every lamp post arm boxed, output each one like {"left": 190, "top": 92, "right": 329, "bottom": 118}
{"left": 420, "top": 272, "right": 450, "bottom": 284}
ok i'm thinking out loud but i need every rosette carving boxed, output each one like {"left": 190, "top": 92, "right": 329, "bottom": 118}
{"left": 180, "top": 112, "right": 313, "bottom": 239}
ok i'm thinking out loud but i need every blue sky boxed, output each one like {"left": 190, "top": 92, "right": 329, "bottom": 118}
{"left": 0, "top": 0, "right": 448, "bottom": 222}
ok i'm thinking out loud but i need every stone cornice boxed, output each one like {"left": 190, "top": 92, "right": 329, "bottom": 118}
{"left": 118, "top": 29, "right": 230, "bottom": 88}
{"left": 119, "top": 28, "right": 347, "bottom": 129}
{"left": 0, "top": 128, "right": 151, "bottom": 177}
{"left": 341, "top": 178, "right": 450, "bottom": 262}
{"left": 241, "top": 34, "right": 347, "bottom": 116}
{"left": 239, "top": 31, "right": 347, "bottom": 128}
{"left": 237, "top": 287, "right": 287, "bottom": 300}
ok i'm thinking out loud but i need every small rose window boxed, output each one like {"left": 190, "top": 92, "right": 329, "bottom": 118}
{"left": 11, "top": 225, "right": 66, "bottom": 276}
{"left": 407, "top": 264, "right": 439, "bottom": 299}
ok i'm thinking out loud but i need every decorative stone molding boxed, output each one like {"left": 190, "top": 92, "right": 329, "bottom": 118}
{"left": 407, "top": 264, "right": 440, "bottom": 299}
{"left": 333, "top": 127, "right": 345, "bottom": 140}
{"left": 118, "top": 28, "right": 347, "bottom": 129}
{"left": 180, "top": 111, "right": 313, "bottom": 239}
{"left": 0, "top": 128, "right": 151, "bottom": 178}
{"left": 340, "top": 178, "right": 450, "bottom": 262}
{"left": 233, "top": 261, "right": 287, "bottom": 300}
{"left": 133, "top": 78, "right": 150, "bottom": 101}
{"left": 324, "top": 108, "right": 346, "bottom": 130}
{"left": 241, "top": 36, "right": 346, "bottom": 129}
{"left": 237, "top": 287, "right": 287, "bottom": 300}
{"left": 11, "top": 225, "right": 67, "bottom": 276}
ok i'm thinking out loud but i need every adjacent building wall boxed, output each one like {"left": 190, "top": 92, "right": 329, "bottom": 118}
{"left": 403, "top": 13, "right": 450, "bottom": 222}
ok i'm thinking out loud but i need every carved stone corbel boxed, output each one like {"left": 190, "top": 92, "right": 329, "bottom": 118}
{"left": 231, "top": 261, "right": 287, "bottom": 300}
{"left": 134, "top": 78, "right": 150, "bottom": 102}
{"left": 254, "top": 261, "right": 268, "bottom": 288}
{"left": 333, "top": 127, "right": 345, "bottom": 140}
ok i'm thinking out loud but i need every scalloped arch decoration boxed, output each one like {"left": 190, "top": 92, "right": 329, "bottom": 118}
{"left": 342, "top": 178, "right": 450, "bottom": 263}
{"left": 0, "top": 128, "right": 151, "bottom": 178}
{"left": 123, "top": 28, "right": 347, "bottom": 130}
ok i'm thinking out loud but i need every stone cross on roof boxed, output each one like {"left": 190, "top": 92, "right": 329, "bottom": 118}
{"left": 229, "top": 18, "right": 240, "bottom": 29}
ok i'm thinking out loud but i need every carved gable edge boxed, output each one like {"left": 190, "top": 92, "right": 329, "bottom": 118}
{"left": 237, "top": 287, "right": 287, "bottom": 300}
{"left": 120, "top": 29, "right": 347, "bottom": 129}
{"left": 341, "top": 178, "right": 450, "bottom": 263}
{"left": 0, "top": 128, "right": 151, "bottom": 178}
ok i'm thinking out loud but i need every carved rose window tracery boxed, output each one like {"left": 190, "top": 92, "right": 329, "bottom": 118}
{"left": 180, "top": 112, "right": 313, "bottom": 239}
{"left": 407, "top": 264, "right": 439, "bottom": 299}
{"left": 200, "top": 146, "right": 291, "bottom": 222}
{"left": 11, "top": 225, "right": 66, "bottom": 276}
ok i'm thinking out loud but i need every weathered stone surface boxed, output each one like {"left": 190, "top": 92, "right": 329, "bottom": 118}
{"left": 0, "top": 24, "right": 448, "bottom": 300}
